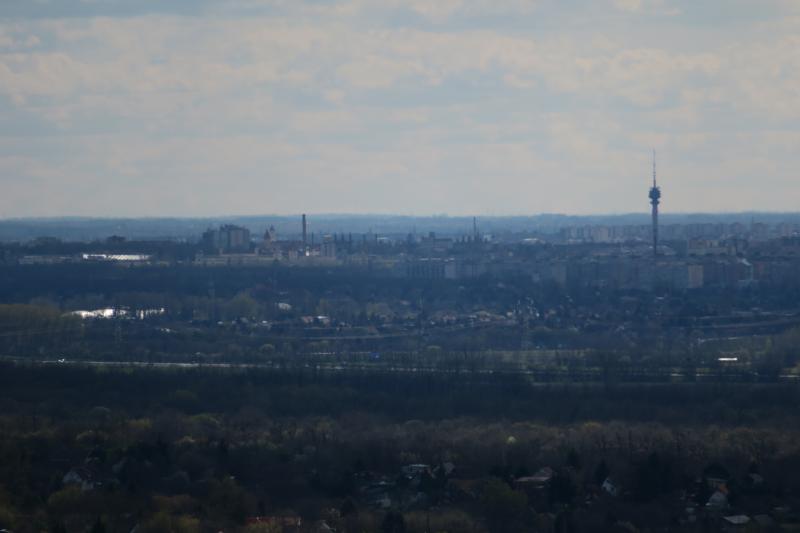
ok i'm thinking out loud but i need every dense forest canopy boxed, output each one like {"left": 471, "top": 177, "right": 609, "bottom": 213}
{"left": 1, "top": 363, "right": 800, "bottom": 532}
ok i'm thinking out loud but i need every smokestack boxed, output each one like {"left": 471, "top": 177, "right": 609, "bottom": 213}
{"left": 302, "top": 214, "right": 307, "bottom": 245}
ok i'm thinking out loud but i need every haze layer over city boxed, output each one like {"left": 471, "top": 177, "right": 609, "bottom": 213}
{"left": 2, "top": 2, "right": 800, "bottom": 533}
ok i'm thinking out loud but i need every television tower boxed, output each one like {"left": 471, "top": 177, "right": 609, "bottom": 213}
{"left": 648, "top": 150, "right": 661, "bottom": 257}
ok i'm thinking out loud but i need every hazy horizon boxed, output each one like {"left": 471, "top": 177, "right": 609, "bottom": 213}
{"left": 3, "top": 210, "right": 800, "bottom": 244}
{"left": 4, "top": 209, "right": 800, "bottom": 222}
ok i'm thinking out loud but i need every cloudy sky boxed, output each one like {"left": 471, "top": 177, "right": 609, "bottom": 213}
{"left": 0, "top": 0, "right": 798, "bottom": 217}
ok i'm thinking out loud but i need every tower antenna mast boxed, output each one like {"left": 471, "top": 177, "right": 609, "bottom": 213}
{"left": 648, "top": 149, "right": 661, "bottom": 257}
{"left": 653, "top": 149, "right": 657, "bottom": 187}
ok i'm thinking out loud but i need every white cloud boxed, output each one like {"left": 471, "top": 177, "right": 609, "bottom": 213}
{"left": 613, "top": 0, "right": 642, "bottom": 12}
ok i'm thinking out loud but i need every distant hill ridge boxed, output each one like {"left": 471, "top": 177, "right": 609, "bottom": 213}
{"left": 1, "top": 212, "right": 799, "bottom": 242}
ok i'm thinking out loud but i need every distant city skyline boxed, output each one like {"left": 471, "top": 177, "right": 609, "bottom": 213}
{"left": 1, "top": 0, "right": 799, "bottom": 217}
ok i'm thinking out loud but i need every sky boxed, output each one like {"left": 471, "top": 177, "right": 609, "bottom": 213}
{"left": 0, "top": 0, "right": 799, "bottom": 218}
